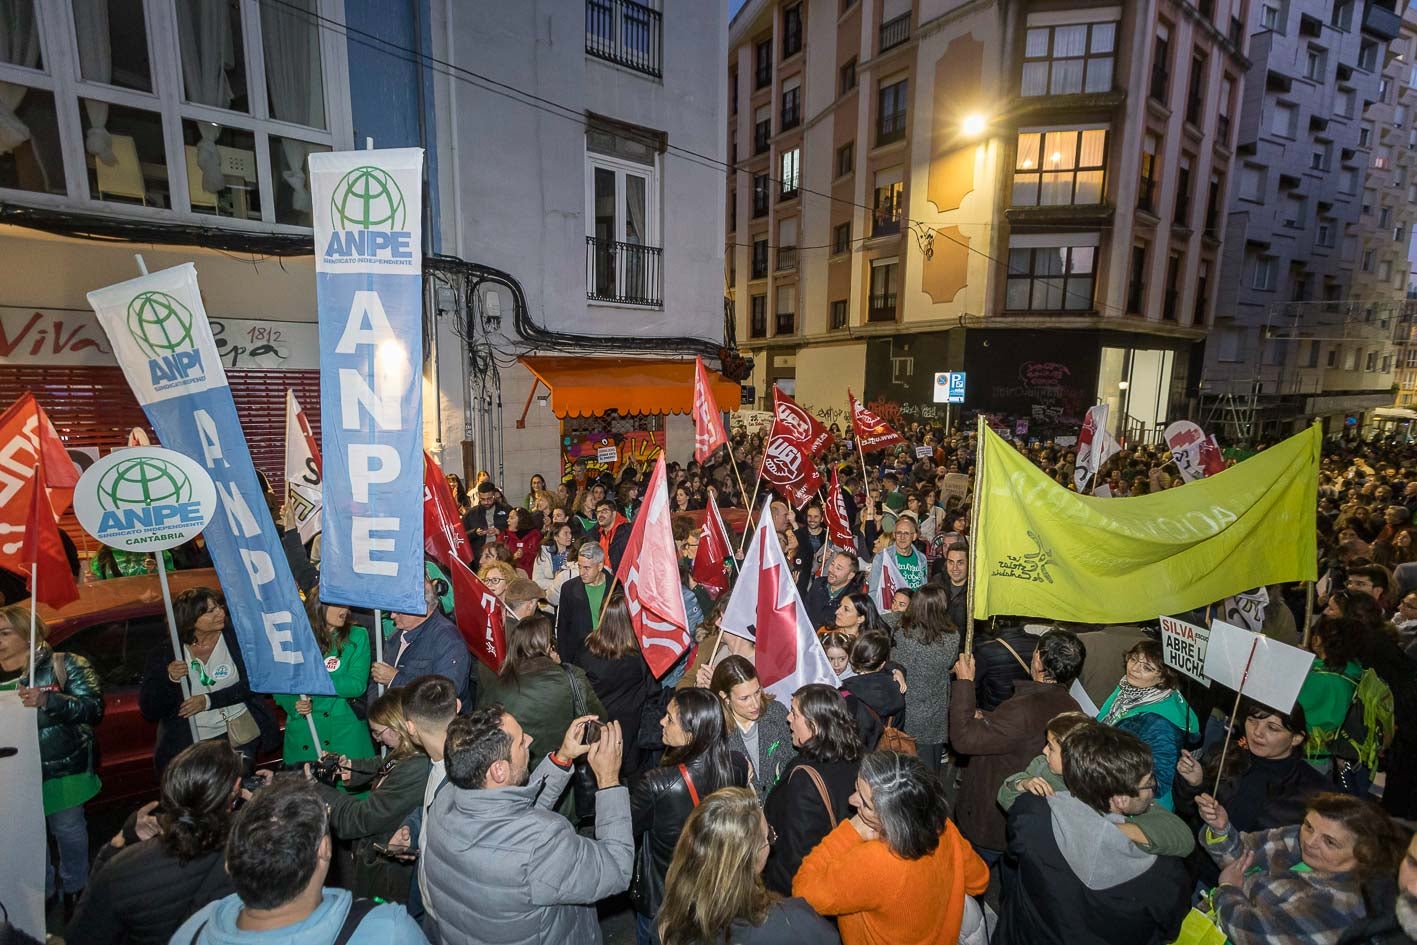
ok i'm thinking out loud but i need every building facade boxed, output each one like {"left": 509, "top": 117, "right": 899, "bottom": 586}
{"left": 727, "top": 0, "right": 1249, "bottom": 442}
{"left": 1202, "top": 0, "right": 1410, "bottom": 441}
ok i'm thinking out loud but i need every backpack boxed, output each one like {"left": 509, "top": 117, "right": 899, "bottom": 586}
{"left": 854, "top": 695, "right": 917, "bottom": 756}
{"left": 187, "top": 897, "right": 377, "bottom": 945}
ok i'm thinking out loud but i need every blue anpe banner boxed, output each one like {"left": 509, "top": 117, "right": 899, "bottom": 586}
{"left": 310, "top": 148, "right": 426, "bottom": 613}
{"left": 85, "top": 264, "right": 334, "bottom": 696}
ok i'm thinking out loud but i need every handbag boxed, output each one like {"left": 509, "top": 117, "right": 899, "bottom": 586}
{"left": 225, "top": 707, "right": 262, "bottom": 748}
{"left": 859, "top": 699, "right": 917, "bottom": 756}
{"left": 560, "top": 664, "right": 601, "bottom": 826}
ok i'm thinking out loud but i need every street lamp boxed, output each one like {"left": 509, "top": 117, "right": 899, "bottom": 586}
{"left": 961, "top": 113, "right": 988, "bottom": 138}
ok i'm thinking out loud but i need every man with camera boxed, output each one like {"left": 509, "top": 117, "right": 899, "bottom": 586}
{"left": 421, "top": 706, "right": 631, "bottom": 945}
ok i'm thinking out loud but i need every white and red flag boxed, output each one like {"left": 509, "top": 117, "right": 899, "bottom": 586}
{"left": 1073, "top": 403, "right": 1120, "bottom": 492}
{"left": 449, "top": 554, "right": 507, "bottom": 672}
{"left": 692, "top": 492, "right": 734, "bottom": 596}
{"left": 20, "top": 449, "right": 78, "bottom": 611}
{"left": 721, "top": 500, "right": 840, "bottom": 700}
{"left": 849, "top": 390, "right": 904, "bottom": 453}
{"left": 0, "top": 393, "right": 78, "bottom": 578}
{"left": 283, "top": 390, "right": 323, "bottom": 542}
{"left": 692, "top": 355, "right": 729, "bottom": 463}
{"left": 616, "top": 457, "right": 691, "bottom": 677}
{"left": 772, "top": 387, "right": 833, "bottom": 457}
{"left": 423, "top": 451, "right": 472, "bottom": 569}
{"left": 823, "top": 468, "right": 855, "bottom": 547}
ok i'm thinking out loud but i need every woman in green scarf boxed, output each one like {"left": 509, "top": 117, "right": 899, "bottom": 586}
{"left": 1098, "top": 638, "right": 1198, "bottom": 811}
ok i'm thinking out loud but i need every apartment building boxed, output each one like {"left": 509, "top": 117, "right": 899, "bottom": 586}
{"left": 1202, "top": 0, "right": 1409, "bottom": 441}
{"left": 727, "top": 0, "right": 1249, "bottom": 441}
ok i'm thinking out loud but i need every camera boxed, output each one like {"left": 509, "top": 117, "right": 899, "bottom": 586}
{"left": 311, "top": 755, "right": 344, "bottom": 786}
{"left": 580, "top": 719, "right": 605, "bottom": 746}
{"left": 240, "top": 773, "right": 268, "bottom": 792}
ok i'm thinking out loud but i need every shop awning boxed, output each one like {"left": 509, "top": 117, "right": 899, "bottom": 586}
{"left": 519, "top": 355, "right": 741, "bottom": 419}
{"left": 1373, "top": 407, "right": 1417, "bottom": 421}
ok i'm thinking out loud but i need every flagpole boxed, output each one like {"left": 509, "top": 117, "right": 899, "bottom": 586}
{"left": 1301, "top": 580, "right": 1315, "bottom": 648}
{"left": 374, "top": 609, "right": 385, "bottom": 698}
{"left": 1212, "top": 637, "right": 1260, "bottom": 796}
{"left": 27, "top": 562, "right": 38, "bottom": 689}
{"left": 738, "top": 457, "right": 764, "bottom": 557}
{"left": 598, "top": 575, "right": 619, "bottom": 623}
{"left": 155, "top": 551, "right": 201, "bottom": 744}
{"left": 964, "top": 416, "right": 983, "bottom": 654}
{"left": 727, "top": 446, "right": 750, "bottom": 517}
{"left": 301, "top": 695, "right": 321, "bottom": 751}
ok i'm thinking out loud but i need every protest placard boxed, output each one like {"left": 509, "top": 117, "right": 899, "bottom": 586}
{"left": 1159, "top": 615, "right": 1210, "bottom": 686}
{"left": 1203, "top": 619, "right": 1313, "bottom": 713}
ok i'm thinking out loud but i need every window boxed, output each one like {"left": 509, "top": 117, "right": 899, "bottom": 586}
{"left": 1163, "top": 253, "right": 1181, "bottom": 321}
{"left": 587, "top": 129, "right": 662, "bottom": 306}
{"left": 1138, "top": 134, "right": 1160, "bottom": 212}
{"left": 775, "top": 284, "right": 796, "bottom": 335}
{"left": 782, "top": 4, "right": 803, "bottom": 58}
{"left": 833, "top": 222, "right": 851, "bottom": 254}
{"left": 1204, "top": 173, "right": 1222, "bottom": 232}
{"left": 731, "top": 70, "right": 738, "bottom": 113}
{"left": 1316, "top": 219, "right": 1334, "bottom": 247}
{"left": 877, "top": 78, "right": 908, "bottom": 145}
{"left": 1332, "top": 1, "right": 1354, "bottom": 29}
{"left": 1359, "top": 122, "right": 1373, "bottom": 148}
{"left": 752, "top": 173, "right": 770, "bottom": 216}
{"left": 1281, "top": 194, "right": 1305, "bottom": 228}
{"left": 1260, "top": 3, "right": 1281, "bottom": 31}
{"left": 1339, "top": 167, "right": 1358, "bottom": 193}
{"left": 836, "top": 141, "right": 854, "bottom": 178}
{"left": 1359, "top": 40, "right": 1378, "bottom": 72}
{"left": 880, "top": 10, "right": 910, "bottom": 53}
{"left": 751, "top": 238, "right": 768, "bottom": 278}
{"left": 0, "top": 0, "right": 341, "bottom": 226}
{"left": 1378, "top": 259, "right": 1393, "bottom": 281}
{"left": 1311, "top": 141, "right": 1332, "bottom": 171}
{"left": 1020, "top": 21, "right": 1116, "bottom": 96}
{"left": 776, "top": 218, "right": 797, "bottom": 271}
{"left": 1328, "top": 347, "right": 1339, "bottom": 368}
{"left": 1012, "top": 128, "right": 1107, "bottom": 206}
{"left": 1218, "top": 76, "right": 1234, "bottom": 142}
{"left": 754, "top": 105, "right": 771, "bottom": 154}
{"left": 1367, "top": 351, "right": 1379, "bottom": 372}
{"left": 1379, "top": 206, "right": 1391, "bottom": 227}
{"left": 1150, "top": 26, "right": 1171, "bottom": 103}
{"left": 1336, "top": 87, "right": 1356, "bottom": 118}
{"left": 1271, "top": 102, "right": 1298, "bottom": 138}
{"left": 1174, "top": 156, "right": 1193, "bottom": 227}
{"left": 729, "top": 189, "right": 736, "bottom": 231}
{"left": 1305, "top": 46, "right": 1327, "bottom": 81}
{"left": 585, "top": 0, "right": 663, "bottom": 78}
{"left": 1343, "top": 347, "right": 1358, "bottom": 371}
{"left": 840, "top": 59, "right": 857, "bottom": 96}
{"left": 779, "top": 148, "right": 800, "bottom": 198}
{"left": 872, "top": 167, "right": 903, "bottom": 237}
{"left": 1239, "top": 163, "right": 1265, "bottom": 202}
{"left": 1126, "top": 244, "right": 1148, "bottom": 313}
{"left": 1194, "top": 259, "right": 1211, "bottom": 324}
{"left": 1253, "top": 254, "right": 1276, "bottom": 290}
{"left": 868, "top": 258, "right": 899, "bottom": 320}
{"left": 750, "top": 294, "right": 767, "bottom": 337}
{"left": 1005, "top": 238, "right": 1097, "bottom": 311}
{"left": 755, "top": 39, "right": 773, "bottom": 88}
{"left": 1185, "top": 51, "right": 1207, "bottom": 126}
{"left": 781, "top": 79, "right": 801, "bottom": 130}
{"left": 830, "top": 299, "right": 849, "bottom": 329}
{"left": 1305, "top": 341, "right": 1320, "bottom": 368}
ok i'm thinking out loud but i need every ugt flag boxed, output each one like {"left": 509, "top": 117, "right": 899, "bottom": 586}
{"left": 823, "top": 468, "right": 855, "bottom": 547}
{"left": 971, "top": 418, "right": 1319, "bottom": 624}
{"left": 760, "top": 387, "right": 829, "bottom": 509}
{"left": 283, "top": 390, "right": 322, "bottom": 543}
{"left": 449, "top": 554, "right": 506, "bottom": 672}
{"left": 86, "top": 264, "right": 333, "bottom": 695}
{"left": 423, "top": 451, "right": 472, "bottom": 570}
{"left": 0, "top": 393, "right": 78, "bottom": 577}
{"left": 693, "top": 355, "right": 728, "bottom": 463}
{"left": 616, "top": 457, "right": 690, "bottom": 677}
{"left": 849, "top": 390, "right": 903, "bottom": 452}
{"left": 311, "top": 148, "right": 426, "bottom": 614}
{"left": 720, "top": 499, "right": 839, "bottom": 701}
{"left": 1164, "top": 420, "right": 1226, "bottom": 483}
{"left": 691, "top": 492, "right": 733, "bottom": 596}
{"left": 1073, "top": 403, "right": 1120, "bottom": 491}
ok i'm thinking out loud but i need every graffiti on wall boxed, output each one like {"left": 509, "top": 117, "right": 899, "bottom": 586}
{"left": 561, "top": 428, "right": 665, "bottom": 479}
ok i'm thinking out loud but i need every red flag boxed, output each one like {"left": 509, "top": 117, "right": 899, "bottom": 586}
{"left": 772, "top": 387, "right": 833, "bottom": 457}
{"left": 0, "top": 393, "right": 78, "bottom": 577}
{"left": 823, "top": 468, "right": 855, "bottom": 547}
{"left": 692, "top": 355, "right": 728, "bottom": 463}
{"left": 615, "top": 457, "right": 690, "bottom": 677}
{"left": 20, "top": 453, "right": 78, "bottom": 609}
{"left": 449, "top": 554, "right": 506, "bottom": 672}
{"left": 423, "top": 452, "right": 472, "bottom": 569}
{"left": 849, "top": 390, "right": 904, "bottom": 452}
{"left": 1198, "top": 435, "right": 1227, "bottom": 478}
{"left": 691, "top": 493, "right": 733, "bottom": 595}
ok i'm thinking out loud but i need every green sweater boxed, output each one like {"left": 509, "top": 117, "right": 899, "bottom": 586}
{"left": 997, "top": 755, "right": 1196, "bottom": 857}
{"left": 1296, "top": 659, "right": 1361, "bottom": 759}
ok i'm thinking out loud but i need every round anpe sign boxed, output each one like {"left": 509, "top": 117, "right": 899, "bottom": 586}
{"left": 74, "top": 447, "right": 217, "bottom": 551}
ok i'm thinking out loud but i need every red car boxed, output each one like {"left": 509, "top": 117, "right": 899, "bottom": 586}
{"left": 38, "top": 569, "right": 282, "bottom": 811}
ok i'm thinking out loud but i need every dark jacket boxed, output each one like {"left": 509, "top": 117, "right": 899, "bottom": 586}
{"left": 927, "top": 570, "right": 969, "bottom": 631}
{"left": 763, "top": 756, "right": 860, "bottom": 896}
{"left": 464, "top": 502, "right": 510, "bottom": 557}
{"left": 804, "top": 576, "right": 856, "bottom": 631}
{"left": 555, "top": 577, "right": 600, "bottom": 666}
{"left": 729, "top": 698, "right": 796, "bottom": 797}
{"left": 731, "top": 897, "right": 842, "bottom": 945}
{"left": 66, "top": 837, "right": 233, "bottom": 945}
{"left": 28, "top": 644, "right": 104, "bottom": 781}
{"left": 630, "top": 750, "right": 751, "bottom": 917}
{"left": 387, "top": 610, "right": 471, "bottom": 704}
{"left": 790, "top": 525, "right": 817, "bottom": 596}
{"left": 971, "top": 626, "right": 1039, "bottom": 711}
{"left": 593, "top": 518, "right": 631, "bottom": 573}
{"left": 949, "top": 678, "right": 1079, "bottom": 852}
{"left": 573, "top": 647, "right": 655, "bottom": 776}
{"left": 318, "top": 751, "right": 432, "bottom": 903}
{"left": 995, "top": 793, "right": 1190, "bottom": 945}
{"left": 138, "top": 627, "right": 280, "bottom": 776}
{"left": 840, "top": 669, "right": 906, "bottom": 750}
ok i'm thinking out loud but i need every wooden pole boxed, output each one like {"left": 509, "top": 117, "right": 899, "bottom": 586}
{"left": 27, "top": 561, "right": 38, "bottom": 689}
{"left": 596, "top": 573, "right": 619, "bottom": 624}
{"left": 738, "top": 475, "right": 763, "bottom": 557}
{"left": 1212, "top": 638, "right": 1260, "bottom": 796}
{"left": 1301, "top": 580, "right": 1315, "bottom": 648}
{"left": 964, "top": 416, "right": 983, "bottom": 653}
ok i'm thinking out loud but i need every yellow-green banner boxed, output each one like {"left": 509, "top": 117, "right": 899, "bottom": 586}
{"left": 971, "top": 420, "right": 1318, "bottom": 623}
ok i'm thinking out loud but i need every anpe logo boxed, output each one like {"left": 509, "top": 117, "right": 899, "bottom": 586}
{"left": 127, "top": 290, "right": 204, "bottom": 386}
{"left": 330, "top": 166, "right": 407, "bottom": 231}
{"left": 95, "top": 456, "right": 201, "bottom": 535}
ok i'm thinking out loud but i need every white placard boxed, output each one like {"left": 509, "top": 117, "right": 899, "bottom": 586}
{"left": 1070, "top": 679, "right": 1099, "bottom": 718}
{"left": 1203, "top": 619, "right": 1314, "bottom": 713}
{"left": 73, "top": 446, "right": 218, "bottom": 551}
{"left": 1159, "top": 615, "right": 1211, "bottom": 686}
{"left": 0, "top": 692, "right": 46, "bottom": 939}
{"left": 597, "top": 446, "right": 618, "bottom": 463}
{"left": 915, "top": 445, "right": 932, "bottom": 458}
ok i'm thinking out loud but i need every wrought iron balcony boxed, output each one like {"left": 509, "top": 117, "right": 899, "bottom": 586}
{"left": 586, "top": 237, "right": 663, "bottom": 306}
{"left": 585, "top": 0, "right": 662, "bottom": 78}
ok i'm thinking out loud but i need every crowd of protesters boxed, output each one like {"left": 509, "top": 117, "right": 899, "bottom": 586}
{"left": 5, "top": 417, "right": 1417, "bottom": 945}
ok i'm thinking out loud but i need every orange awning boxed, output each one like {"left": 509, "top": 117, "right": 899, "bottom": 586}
{"left": 519, "top": 355, "right": 741, "bottom": 419}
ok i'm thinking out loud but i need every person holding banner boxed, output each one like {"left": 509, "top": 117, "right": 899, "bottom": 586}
{"left": 273, "top": 598, "right": 375, "bottom": 771}
{"left": 0, "top": 605, "right": 105, "bottom": 917}
{"left": 866, "top": 516, "right": 926, "bottom": 613}
{"left": 371, "top": 578, "right": 470, "bottom": 706}
{"left": 139, "top": 588, "right": 280, "bottom": 776}
{"left": 1096, "top": 640, "right": 1199, "bottom": 811}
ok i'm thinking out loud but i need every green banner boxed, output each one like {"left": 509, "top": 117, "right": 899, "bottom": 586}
{"left": 972, "top": 420, "right": 1318, "bottom": 623}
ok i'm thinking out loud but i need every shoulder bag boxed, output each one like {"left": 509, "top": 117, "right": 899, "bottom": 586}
{"left": 790, "top": 764, "right": 837, "bottom": 827}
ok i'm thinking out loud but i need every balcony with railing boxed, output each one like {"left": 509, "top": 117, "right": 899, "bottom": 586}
{"left": 879, "top": 13, "right": 910, "bottom": 53}
{"left": 586, "top": 237, "right": 663, "bottom": 306}
{"left": 781, "top": 102, "right": 801, "bottom": 131}
{"left": 877, "top": 110, "right": 906, "bottom": 146}
{"left": 868, "top": 291, "right": 898, "bottom": 321}
{"left": 775, "top": 310, "right": 796, "bottom": 334}
{"left": 585, "top": 0, "right": 662, "bottom": 78}
{"left": 872, "top": 199, "right": 902, "bottom": 238}
{"left": 776, "top": 246, "right": 798, "bottom": 271}
{"left": 754, "top": 121, "right": 771, "bottom": 154}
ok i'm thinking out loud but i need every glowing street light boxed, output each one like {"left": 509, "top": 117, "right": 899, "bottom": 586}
{"left": 961, "top": 113, "right": 988, "bottom": 137}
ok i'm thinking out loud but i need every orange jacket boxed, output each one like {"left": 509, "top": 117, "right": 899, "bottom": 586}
{"left": 794, "top": 818, "right": 989, "bottom": 945}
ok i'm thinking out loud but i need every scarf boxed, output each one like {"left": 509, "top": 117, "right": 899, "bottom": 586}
{"left": 1100, "top": 681, "right": 1171, "bottom": 725}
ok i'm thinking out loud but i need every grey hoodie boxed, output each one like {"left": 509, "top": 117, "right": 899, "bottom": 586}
{"left": 1046, "top": 793, "right": 1157, "bottom": 891}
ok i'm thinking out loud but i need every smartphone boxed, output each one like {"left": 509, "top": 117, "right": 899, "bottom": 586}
{"left": 580, "top": 719, "right": 605, "bottom": 746}
{"left": 372, "top": 842, "right": 417, "bottom": 860}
